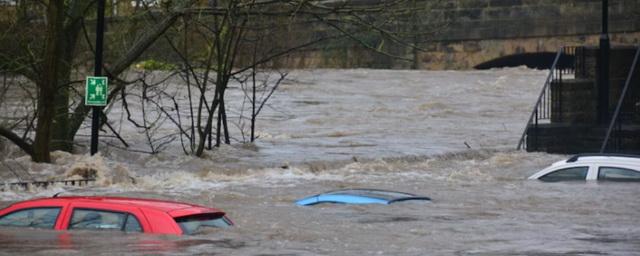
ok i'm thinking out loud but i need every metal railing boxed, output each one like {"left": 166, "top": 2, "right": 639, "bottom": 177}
{"left": 517, "top": 46, "right": 576, "bottom": 150}
{"left": 600, "top": 46, "right": 640, "bottom": 153}
{"left": 0, "top": 179, "right": 95, "bottom": 192}
{"left": 1, "top": 156, "right": 97, "bottom": 192}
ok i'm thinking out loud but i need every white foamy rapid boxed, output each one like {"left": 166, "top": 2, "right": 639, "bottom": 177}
{"left": 1, "top": 68, "right": 639, "bottom": 255}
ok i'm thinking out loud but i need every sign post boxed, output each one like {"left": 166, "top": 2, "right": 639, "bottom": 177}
{"left": 598, "top": 0, "right": 610, "bottom": 124}
{"left": 89, "top": 0, "right": 106, "bottom": 156}
{"left": 86, "top": 76, "right": 107, "bottom": 156}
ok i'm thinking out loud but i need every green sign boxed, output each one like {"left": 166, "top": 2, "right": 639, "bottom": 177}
{"left": 85, "top": 76, "right": 108, "bottom": 106}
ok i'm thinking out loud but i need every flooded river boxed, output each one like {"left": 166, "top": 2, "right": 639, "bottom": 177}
{"left": 1, "top": 69, "right": 639, "bottom": 255}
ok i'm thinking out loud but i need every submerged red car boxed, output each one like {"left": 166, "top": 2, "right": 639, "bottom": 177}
{"left": 0, "top": 196, "right": 232, "bottom": 235}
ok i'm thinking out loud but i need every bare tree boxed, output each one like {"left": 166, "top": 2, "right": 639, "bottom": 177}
{"left": 149, "top": 0, "right": 450, "bottom": 157}
{"left": 238, "top": 70, "right": 287, "bottom": 143}
{"left": 0, "top": 0, "right": 449, "bottom": 160}
{"left": 0, "top": 0, "right": 196, "bottom": 162}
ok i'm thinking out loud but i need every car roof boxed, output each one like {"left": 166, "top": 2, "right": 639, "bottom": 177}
{"left": 555, "top": 155, "right": 640, "bottom": 166}
{"left": 566, "top": 153, "right": 640, "bottom": 163}
{"left": 529, "top": 154, "right": 640, "bottom": 180}
{"left": 296, "top": 189, "right": 431, "bottom": 206}
{"left": 16, "top": 196, "right": 221, "bottom": 215}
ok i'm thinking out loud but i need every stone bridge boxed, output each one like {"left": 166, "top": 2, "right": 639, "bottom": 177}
{"left": 289, "top": 0, "right": 640, "bottom": 70}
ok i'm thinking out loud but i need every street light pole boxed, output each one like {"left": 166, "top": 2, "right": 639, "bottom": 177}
{"left": 91, "top": 0, "right": 106, "bottom": 155}
{"left": 597, "top": 0, "right": 610, "bottom": 124}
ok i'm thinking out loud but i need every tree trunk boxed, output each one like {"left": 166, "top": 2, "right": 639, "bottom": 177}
{"left": 221, "top": 96, "right": 230, "bottom": 144}
{"left": 51, "top": 70, "right": 72, "bottom": 152}
{"left": 0, "top": 127, "right": 34, "bottom": 156}
{"left": 51, "top": 1, "right": 86, "bottom": 152}
{"left": 215, "top": 100, "right": 222, "bottom": 147}
{"left": 195, "top": 99, "right": 219, "bottom": 156}
{"left": 251, "top": 70, "right": 256, "bottom": 142}
{"left": 33, "top": 0, "right": 65, "bottom": 162}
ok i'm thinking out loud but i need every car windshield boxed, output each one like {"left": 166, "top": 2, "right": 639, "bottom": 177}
{"left": 175, "top": 213, "right": 232, "bottom": 235}
{"left": 0, "top": 207, "right": 61, "bottom": 229}
{"left": 539, "top": 166, "right": 589, "bottom": 182}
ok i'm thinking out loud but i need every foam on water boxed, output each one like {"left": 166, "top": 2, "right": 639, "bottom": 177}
{"left": 0, "top": 148, "right": 559, "bottom": 200}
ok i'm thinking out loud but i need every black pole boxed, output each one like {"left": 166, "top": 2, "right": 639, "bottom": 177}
{"left": 597, "top": 0, "right": 610, "bottom": 124}
{"left": 91, "top": 0, "right": 106, "bottom": 155}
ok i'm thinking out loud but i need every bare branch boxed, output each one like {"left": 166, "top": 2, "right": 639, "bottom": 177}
{"left": 0, "top": 126, "right": 34, "bottom": 156}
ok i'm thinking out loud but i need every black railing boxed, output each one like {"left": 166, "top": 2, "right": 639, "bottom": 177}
{"left": 600, "top": 46, "right": 640, "bottom": 153}
{"left": 517, "top": 46, "right": 577, "bottom": 150}
{"left": 1, "top": 160, "right": 96, "bottom": 192}
{"left": 1, "top": 179, "right": 95, "bottom": 192}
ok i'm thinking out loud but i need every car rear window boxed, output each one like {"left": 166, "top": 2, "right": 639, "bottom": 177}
{"left": 174, "top": 213, "right": 232, "bottom": 235}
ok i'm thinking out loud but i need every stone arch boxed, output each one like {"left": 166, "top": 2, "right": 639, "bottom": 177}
{"left": 474, "top": 52, "right": 574, "bottom": 70}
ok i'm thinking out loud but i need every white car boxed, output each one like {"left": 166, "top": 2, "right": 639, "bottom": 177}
{"left": 528, "top": 154, "right": 640, "bottom": 182}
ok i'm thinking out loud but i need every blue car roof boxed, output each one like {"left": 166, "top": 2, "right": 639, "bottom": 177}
{"left": 295, "top": 189, "right": 431, "bottom": 206}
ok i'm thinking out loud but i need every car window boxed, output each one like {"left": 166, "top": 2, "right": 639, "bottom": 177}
{"left": 0, "top": 207, "right": 61, "bottom": 229}
{"left": 175, "top": 214, "right": 232, "bottom": 235}
{"left": 69, "top": 209, "right": 126, "bottom": 231}
{"left": 539, "top": 166, "right": 589, "bottom": 182}
{"left": 598, "top": 167, "right": 640, "bottom": 181}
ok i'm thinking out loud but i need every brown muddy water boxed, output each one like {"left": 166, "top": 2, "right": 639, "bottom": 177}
{"left": 1, "top": 69, "right": 639, "bottom": 255}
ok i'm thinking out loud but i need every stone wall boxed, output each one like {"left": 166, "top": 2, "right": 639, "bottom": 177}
{"left": 286, "top": 0, "right": 640, "bottom": 69}
{"left": 418, "top": 32, "right": 640, "bottom": 69}
{"left": 416, "top": 0, "right": 640, "bottom": 69}
{"left": 433, "top": 0, "right": 638, "bottom": 41}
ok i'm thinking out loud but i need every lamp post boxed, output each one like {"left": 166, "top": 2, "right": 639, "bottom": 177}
{"left": 90, "top": 0, "right": 106, "bottom": 155}
{"left": 597, "top": 0, "right": 610, "bottom": 124}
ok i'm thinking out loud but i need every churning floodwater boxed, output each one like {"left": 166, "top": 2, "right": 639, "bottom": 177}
{"left": 1, "top": 68, "right": 639, "bottom": 255}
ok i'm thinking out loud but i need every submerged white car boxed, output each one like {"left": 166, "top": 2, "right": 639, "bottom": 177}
{"left": 528, "top": 154, "right": 640, "bottom": 182}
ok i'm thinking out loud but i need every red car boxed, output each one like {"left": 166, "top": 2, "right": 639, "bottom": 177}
{"left": 0, "top": 196, "right": 232, "bottom": 235}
